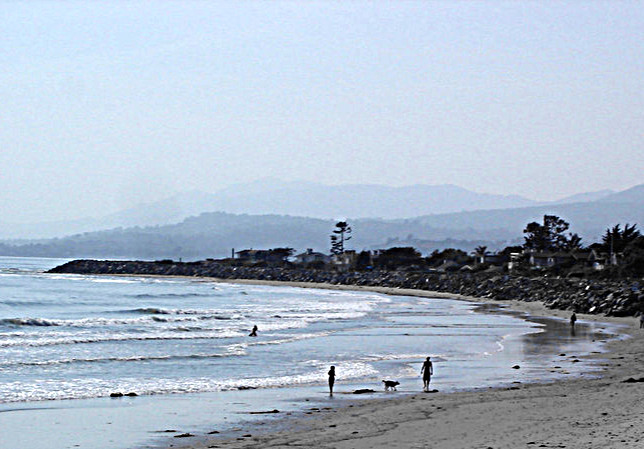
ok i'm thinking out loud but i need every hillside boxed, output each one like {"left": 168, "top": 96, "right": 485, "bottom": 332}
{"left": 0, "top": 181, "right": 542, "bottom": 239}
{"left": 0, "top": 212, "right": 508, "bottom": 260}
{"left": 1, "top": 182, "right": 641, "bottom": 259}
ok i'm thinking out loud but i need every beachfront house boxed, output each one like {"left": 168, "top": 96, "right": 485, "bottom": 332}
{"left": 293, "top": 249, "right": 331, "bottom": 265}
{"left": 235, "top": 248, "right": 294, "bottom": 265}
{"left": 235, "top": 249, "right": 271, "bottom": 263}
{"left": 480, "top": 253, "right": 509, "bottom": 266}
{"left": 436, "top": 260, "right": 462, "bottom": 272}
{"left": 528, "top": 251, "right": 575, "bottom": 268}
{"left": 527, "top": 250, "right": 614, "bottom": 270}
{"left": 332, "top": 250, "right": 357, "bottom": 271}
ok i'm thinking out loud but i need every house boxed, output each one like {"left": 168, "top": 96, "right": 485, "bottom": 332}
{"left": 571, "top": 249, "right": 616, "bottom": 270}
{"left": 508, "top": 252, "right": 523, "bottom": 271}
{"left": 480, "top": 253, "right": 509, "bottom": 266}
{"left": 294, "top": 249, "right": 331, "bottom": 265}
{"left": 528, "top": 251, "right": 575, "bottom": 268}
{"left": 235, "top": 249, "right": 271, "bottom": 263}
{"left": 436, "top": 260, "right": 461, "bottom": 272}
{"left": 332, "top": 250, "right": 357, "bottom": 270}
{"left": 235, "top": 248, "right": 292, "bottom": 264}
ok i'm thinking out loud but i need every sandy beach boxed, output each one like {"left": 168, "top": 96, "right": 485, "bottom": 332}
{"left": 172, "top": 280, "right": 644, "bottom": 449}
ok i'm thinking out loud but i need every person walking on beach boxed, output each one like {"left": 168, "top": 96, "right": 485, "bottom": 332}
{"left": 570, "top": 313, "right": 577, "bottom": 328}
{"left": 639, "top": 314, "right": 644, "bottom": 329}
{"left": 328, "top": 366, "right": 336, "bottom": 396}
{"left": 421, "top": 357, "right": 433, "bottom": 392}
{"left": 249, "top": 325, "right": 258, "bottom": 337}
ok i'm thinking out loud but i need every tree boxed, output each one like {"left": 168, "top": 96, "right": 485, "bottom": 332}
{"left": 601, "top": 224, "right": 641, "bottom": 254}
{"left": 268, "top": 247, "right": 294, "bottom": 263}
{"left": 426, "top": 248, "right": 470, "bottom": 267}
{"left": 562, "top": 233, "right": 584, "bottom": 251}
{"left": 621, "top": 236, "right": 644, "bottom": 277}
{"left": 500, "top": 245, "right": 523, "bottom": 255}
{"left": 472, "top": 245, "right": 489, "bottom": 264}
{"left": 330, "top": 221, "right": 352, "bottom": 255}
{"left": 374, "top": 247, "right": 423, "bottom": 270}
{"left": 523, "top": 215, "right": 571, "bottom": 252}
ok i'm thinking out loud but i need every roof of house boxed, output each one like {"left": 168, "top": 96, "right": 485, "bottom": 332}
{"left": 436, "top": 260, "right": 460, "bottom": 271}
{"left": 531, "top": 252, "right": 575, "bottom": 259}
{"left": 294, "top": 251, "right": 328, "bottom": 258}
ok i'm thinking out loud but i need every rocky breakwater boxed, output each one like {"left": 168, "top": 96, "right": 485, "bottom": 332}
{"left": 48, "top": 260, "right": 644, "bottom": 317}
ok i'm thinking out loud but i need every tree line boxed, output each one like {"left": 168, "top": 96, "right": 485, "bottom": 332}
{"left": 330, "top": 217, "right": 644, "bottom": 277}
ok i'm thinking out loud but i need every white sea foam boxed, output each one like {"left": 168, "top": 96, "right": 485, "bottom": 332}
{"left": 0, "top": 329, "right": 248, "bottom": 348}
{"left": 0, "top": 351, "right": 246, "bottom": 370}
{"left": 0, "top": 361, "right": 378, "bottom": 403}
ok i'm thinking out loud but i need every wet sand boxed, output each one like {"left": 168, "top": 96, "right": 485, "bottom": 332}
{"left": 169, "top": 280, "right": 644, "bottom": 449}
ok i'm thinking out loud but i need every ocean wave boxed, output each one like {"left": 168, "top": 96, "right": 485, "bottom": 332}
{"left": 0, "top": 361, "right": 378, "bottom": 403}
{"left": 0, "top": 318, "right": 60, "bottom": 327}
{"left": 0, "top": 329, "right": 248, "bottom": 348}
{"left": 127, "top": 307, "right": 235, "bottom": 318}
{"left": 87, "top": 278, "right": 141, "bottom": 284}
{"left": 0, "top": 300, "right": 53, "bottom": 307}
{"left": 363, "top": 353, "right": 448, "bottom": 363}
{"left": 0, "top": 313, "right": 241, "bottom": 328}
{"left": 129, "top": 292, "right": 218, "bottom": 299}
{"left": 131, "top": 307, "right": 173, "bottom": 315}
{"left": 225, "top": 330, "right": 334, "bottom": 352}
{"left": 1, "top": 349, "right": 246, "bottom": 369}
{"left": 43, "top": 274, "right": 139, "bottom": 283}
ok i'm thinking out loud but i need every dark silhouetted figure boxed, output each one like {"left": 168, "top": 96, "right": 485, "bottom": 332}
{"left": 640, "top": 315, "right": 644, "bottom": 329}
{"left": 249, "top": 325, "right": 258, "bottom": 337}
{"left": 570, "top": 313, "right": 577, "bottom": 336}
{"left": 421, "top": 357, "right": 433, "bottom": 392}
{"left": 328, "top": 366, "right": 335, "bottom": 395}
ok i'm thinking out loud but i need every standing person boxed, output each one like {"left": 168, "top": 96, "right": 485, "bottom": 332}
{"left": 570, "top": 313, "right": 577, "bottom": 328}
{"left": 639, "top": 314, "right": 644, "bottom": 329}
{"left": 421, "top": 357, "right": 433, "bottom": 392}
{"left": 249, "top": 325, "right": 258, "bottom": 337}
{"left": 328, "top": 366, "right": 336, "bottom": 396}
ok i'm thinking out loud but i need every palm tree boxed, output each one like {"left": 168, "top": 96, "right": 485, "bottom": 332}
{"left": 473, "top": 245, "right": 489, "bottom": 264}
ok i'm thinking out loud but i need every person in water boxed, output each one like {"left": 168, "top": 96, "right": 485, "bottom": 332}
{"left": 420, "top": 357, "right": 433, "bottom": 392}
{"left": 328, "top": 366, "right": 336, "bottom": 395}
{"left": 249, "top": 325, "right": 258, "bottom": 337}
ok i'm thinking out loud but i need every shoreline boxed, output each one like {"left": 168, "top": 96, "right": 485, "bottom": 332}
{"left": 48, "top": 259, "right": 644, "bottom": 317}
{"left": 79, "top": 272, "right": 640, "bottom": 327}
{"left": 209, "top": 277, "right": 640, "bottom": 326}
{"left": 162, "top": 278, "right": 644, "bottom": 449}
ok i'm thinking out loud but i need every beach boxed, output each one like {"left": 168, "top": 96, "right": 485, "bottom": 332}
{"left": 2, "top": 260, "right": 641, "bottom": 449}
{"left": 174, "top": 280, "right": 644, "bottom": 449}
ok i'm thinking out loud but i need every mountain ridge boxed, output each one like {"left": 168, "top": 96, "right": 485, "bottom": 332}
{"left": 1, "top": 182, "right": 642, "bottom": 260}
{"left": 2, "top": 181, "right": 635, "bottom": 240}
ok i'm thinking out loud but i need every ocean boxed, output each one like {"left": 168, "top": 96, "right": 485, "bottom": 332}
{"left": 0, "top": 256, "right": 617, "bottom": 449}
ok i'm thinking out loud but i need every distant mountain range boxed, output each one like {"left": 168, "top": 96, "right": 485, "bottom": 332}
{"left": 1, "top": 183, "right": 641, "bottom": 260}
{"left": 0, "top": 179, "right": 618, "bottom": 239}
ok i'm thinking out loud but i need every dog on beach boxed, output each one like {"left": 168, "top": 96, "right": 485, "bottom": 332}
{"left": 382, "top": 380, "right": 400, "bottom": 391}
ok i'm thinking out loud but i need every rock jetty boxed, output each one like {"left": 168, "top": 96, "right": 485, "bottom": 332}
{"left": 48, "top": 260, "right": 643, "bottom": 317}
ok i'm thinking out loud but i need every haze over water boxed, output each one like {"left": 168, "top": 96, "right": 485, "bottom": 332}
{"left": 0, "top": 257, "right": 615, "bottom": 449}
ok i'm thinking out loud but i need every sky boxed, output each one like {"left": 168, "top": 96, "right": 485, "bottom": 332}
{"left": 1, "top": 1, "right": 643, "bottom": 223}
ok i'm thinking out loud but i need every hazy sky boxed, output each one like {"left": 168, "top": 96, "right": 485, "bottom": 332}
{"left": 1, "top": 1, "right": 643, "bottom": 222}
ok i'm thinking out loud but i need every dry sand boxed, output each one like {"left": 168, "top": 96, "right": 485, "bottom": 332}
{"left": 171, "top": 280, "right": 644, "bottom": 449}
